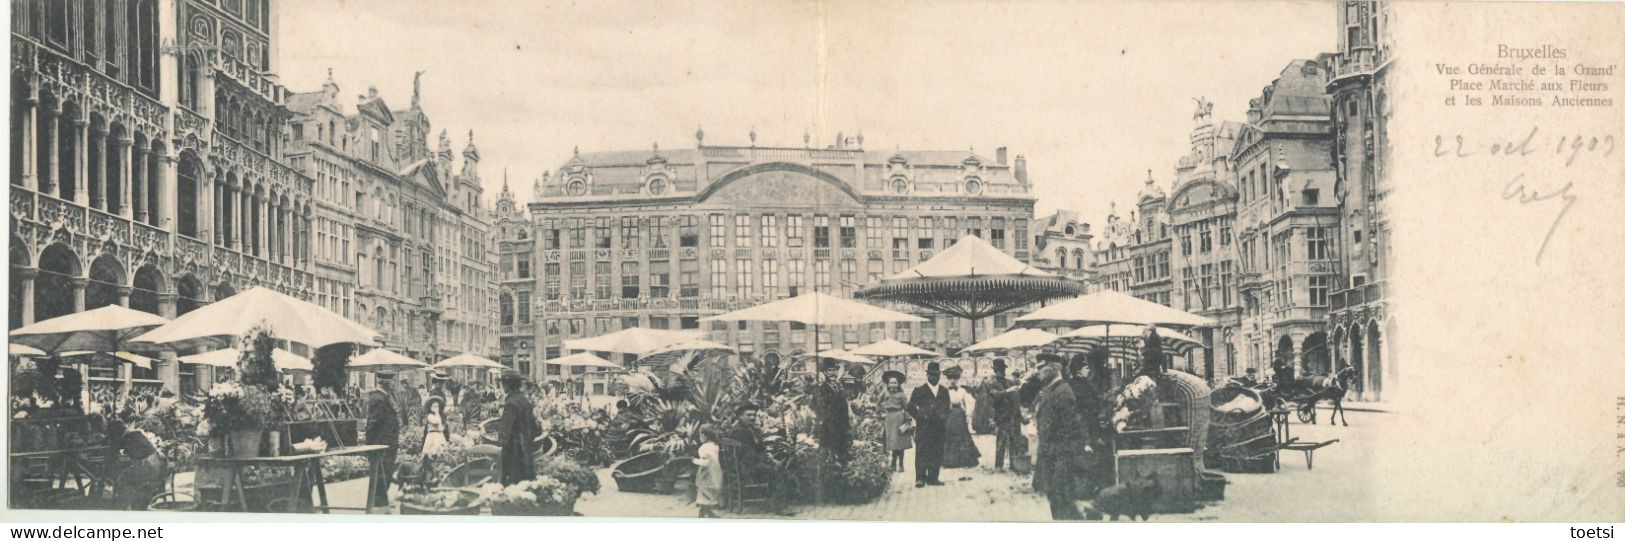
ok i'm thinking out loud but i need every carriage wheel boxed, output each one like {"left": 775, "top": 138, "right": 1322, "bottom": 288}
{"left": 1296, "top": 403, "right": 1316, "bottom": 423}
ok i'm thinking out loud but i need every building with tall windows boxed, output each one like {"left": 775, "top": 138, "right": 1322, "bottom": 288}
{"left": 1169, "top": 101, "right": 1244, "bottom": 382}
{"left": 1232, "top": 58, "right": 1339, "bottom": 385}
{"left": 9, "top": 0, "right": 499, "bottom": 394}
{"left": 9, "top": 0, "right": 312, "bottom": 394}
{"left": 518, "top": 132, "right": 1038, "bottom": 381}
{"left": 1030, "top": 211, "right": 1093, "bottom": 287}
{"left": 1325, "top": 0, "right": 1393, "bottom": 401}
{"left": 1076, "top": 1, "right": 1395, "bottom": 399}
{"left": 285, "top": 74, "right": 500, "bottom": 362}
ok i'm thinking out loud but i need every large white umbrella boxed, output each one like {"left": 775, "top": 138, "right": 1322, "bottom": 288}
{"left": 701, "top": 292, "right": 925, "bottom": 354}
{"left": 9, "top": 343, "right": 47, "bottom": 357}
{"left": 545, "top": 352, "right": 621, "bottom": 369}
{"left": 847, "top": 339, "right": 936, "bottom": 358}
{"left": 1051, "top": 324, "right": 1206, "bottom": 357}
{"left": 433, "top": 353, "right": 505, "bottom": 370}
{"left": 133, "top": 287, "right": 379, "bottom": 351}
{"left": 701, "top": 292, "right": 924, "bottom": 327}
{"left": 11, "top": 305, "right": 171, "bottom": 354}
{"left": 963, "top": 328, "right": 1061, "bottom": 353}
{"left": 639, "top": 339, "right": 736, "bottom": 367}
{"left": 349, "top": 348, "right": 429, "bottom": 372}
{"left": 562, "top": 327, "right": 702, "bottom": 356}
{"left": 59, "top": 350, "right": 157, "bottom": 370}
{"left": 798, "top": 349, "right": 875, "bottom": 365}
{"left": 176, "top": 347, "right": 314, "bottom": 372}
{"left": 1012, "top": 290, "right": 1217, "bottom": 330}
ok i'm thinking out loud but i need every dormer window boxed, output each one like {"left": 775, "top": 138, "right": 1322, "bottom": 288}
{"left": 647, "top": 177, "right": 668, "bottom": 196}
{"left": 566, "top": 179, "right": 587, "bottom": 196}
{"left": 1064, "top": 224, "right": 1076, "bottom": 236}
{"left": 963, "top": 178, "right": 983, "bottom": 196}
{"left": 890, "top": 177, "right": 909, "bottom": 195}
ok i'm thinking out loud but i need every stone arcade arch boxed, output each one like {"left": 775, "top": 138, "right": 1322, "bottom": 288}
{"left": 36, "top": 243, "right": 81, "bottom": 322}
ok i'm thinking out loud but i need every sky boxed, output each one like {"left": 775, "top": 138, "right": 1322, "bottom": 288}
{"left": 276, "top": 0, "right": 1336, "bottom": 231}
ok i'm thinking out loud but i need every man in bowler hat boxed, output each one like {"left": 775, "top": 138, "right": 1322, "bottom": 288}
{"left": 365, "top": 372, "right": 402, "bottom": 510}
{"left": 906, "top": 361, "right": 950, "bottom": 487}
{"left": 497, "top": 369, "right": 539, "bottom": 485}
{"left": 1032, "top": 353, "right": 1089, "bottom": 520}
{"left": 986, "top": 358, "right": 1025, "bottom": 469}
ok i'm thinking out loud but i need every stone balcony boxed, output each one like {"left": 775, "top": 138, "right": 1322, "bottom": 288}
{"left": 1330, "top": 280, "right": 1385, "bottom": 311}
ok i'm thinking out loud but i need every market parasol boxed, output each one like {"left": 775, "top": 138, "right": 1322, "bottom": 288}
{"left": 348, "top": 348, "right": 430, "bottom": 372}
{"left": 856, "top": 235, "right": 1085, "bottom": 343}
{"left": 701, "top": 292, "right": 924, "bottom": 355}
{"left": 432, "top": 353, "right": 506, "bottom": 370}
{"left": 9, "top": 343, "right": 47, "bottom": 357}
{"left": 1011, "top": 289, "right": 1217, "bottom": 330}
{"left": 638, "top": 339, "right": 736, "bottom": 369}
{"left": 132, "top": 287, "right": 379, "bottom": 352}
{"left": 545, "top": 352, "right": 621, "bottom": 369}
{"left": 11, "top": 305, "right": 171, "bottom": 355}
{"left": 175, "top": 347, "right": 314, "bottom": 372}
{"left": 847, "top": 339, "right": 937, "bottom": 358}
{"left": 58, "top": 350, "right": 158, "bottom": 370}
{"left": 561, "top": 327, "right": 702, "bottom": 357}
{"left": 797, "top": 349, "right": 875, "bottom": 365}
{"left": 1050, "top": 324, "right": 1206, "bottom": 357}
{"left": 962, "top": 328, "right": 1061, "bottom": 353}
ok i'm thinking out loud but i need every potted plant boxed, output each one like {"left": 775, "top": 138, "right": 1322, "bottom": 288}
{"left": 201, "top": 382, "right": 275, "bottom": 458}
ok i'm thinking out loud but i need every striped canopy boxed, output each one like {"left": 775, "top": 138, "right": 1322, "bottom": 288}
{"left": 1050, "top": 324, "right": 1206, "bottom": 357}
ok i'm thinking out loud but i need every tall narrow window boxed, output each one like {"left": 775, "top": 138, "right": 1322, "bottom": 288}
{"left": 620, "top": 262, "right": 640, "bottom": 298}
{"left": 709, "top": 214, "right": 726, "bottom": 247}
{"left": 735, "top": 215, "right": 752, "bottom": 248}
{"left": 761, "top": 215, "right": 779, "bottom": 248}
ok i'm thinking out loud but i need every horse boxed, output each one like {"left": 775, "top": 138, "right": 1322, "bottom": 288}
{"left": 1298, "top": 367, "right": 1357, "bottom": 426}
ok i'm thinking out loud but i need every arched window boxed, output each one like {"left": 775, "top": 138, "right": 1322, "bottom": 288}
{"left": 1072, "top": 249, "right": 1085, "bottom": 269}
{"left": 373, "top": 246, "right": 385, "bottom": 290}
{"left": 1056, "top": 248, "right": 1067, "bottom": 269}
{"left": 177, "top": 153, "right": 201, "bottom": 237}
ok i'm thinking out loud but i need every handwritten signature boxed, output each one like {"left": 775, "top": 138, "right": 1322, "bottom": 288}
{"left": 1502, "top": 174, "right": 1576, "bottom": 265}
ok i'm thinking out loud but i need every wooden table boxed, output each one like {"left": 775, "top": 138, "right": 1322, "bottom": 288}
{"left": 9, "top": 446, "right": 112, "bottom": 500}
{"left": 194, "top": 445, "right": 390, "bottom": 514}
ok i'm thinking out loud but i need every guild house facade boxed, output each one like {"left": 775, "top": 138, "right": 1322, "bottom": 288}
{"left": 8, "top": 0, "right": 500, "bottom": 394}
{"left": 1079, "top": 0, "right": 1395, "bottom": 401}
{"left": 510, "top": 131, "right": 1039, "bottom": 383}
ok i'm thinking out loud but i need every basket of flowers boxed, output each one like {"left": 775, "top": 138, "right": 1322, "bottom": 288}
{"left": 397, "top": 487, "right": 483, "bottom": 515}
{"left": 479, "top": 478, "right": 580, "bottom": 516}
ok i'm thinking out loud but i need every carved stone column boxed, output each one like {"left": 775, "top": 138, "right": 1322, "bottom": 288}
{"left": 157, "top": 292, "right": 178, "bottom": 319}
{"left": 117, "top": 136, "right": 134, "bottom": 219}
{"left": 70, "top": 277, "right": 88, "bottom": 313}
{"left": 158, "top": 153, "right": 176, "bottom": 229}
{"left": 116, "top": 286, "right": 132, "bottom": 307}
{"left": 20, "top": 96, "right": 37, "bottom": 190}
{"left": 16, "top": 268, "right": 37, "bottom": 326}
{"left": 73, "top": 118, "right": 89, "bottom": 205}
{"left": 41, "top": 104, "right": 58, "bottom": 195}
{"left": 91, "top": 124, "right": 107, "bottom": 210}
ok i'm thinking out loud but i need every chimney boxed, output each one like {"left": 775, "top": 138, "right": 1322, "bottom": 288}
{"left": 1014, "top": 154, "right": 1028, "bottom": 183}
{"left": 996, "top": 147, "right": 1008, "bottom": 165}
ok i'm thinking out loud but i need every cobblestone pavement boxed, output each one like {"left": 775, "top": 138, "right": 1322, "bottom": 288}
{"left": 173, "top": 410, "right": 1376, "bottom": 521}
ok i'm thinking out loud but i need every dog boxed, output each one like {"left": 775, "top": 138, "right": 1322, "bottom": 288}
{"left": 1092, "top": 473, "right": 1162, "bottom": 521}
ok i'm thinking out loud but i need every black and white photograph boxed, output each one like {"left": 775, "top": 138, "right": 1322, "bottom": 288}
{"left": 3, "top": 0, "right": 1623, "bottom": 527}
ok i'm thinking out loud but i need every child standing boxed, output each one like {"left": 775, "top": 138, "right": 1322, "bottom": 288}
{"left": 692, "top": 425, "right": 723, "bottom": 518}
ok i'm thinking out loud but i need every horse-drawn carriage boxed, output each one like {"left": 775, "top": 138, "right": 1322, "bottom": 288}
{"left": 1251, "top": 366, "right": 1356, "bottom": 426}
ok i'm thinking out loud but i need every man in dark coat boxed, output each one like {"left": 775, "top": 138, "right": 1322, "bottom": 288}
{"left": 812, "top": 358, "right": 853, "bottom": 460}
{"left": 365, "top": 373, "right": 402, "bottom": 509}
{"left": 906, "top": 361, "right": 950, "bottom": 487}
{"left": 497, "top": 369, "right": 539, "bottom": 485}
{"left": 1032, "top": 354, "right": 1088, "bottom": 521}
{"left": 986, "top": 358, "right": 1025, "bottom": 470}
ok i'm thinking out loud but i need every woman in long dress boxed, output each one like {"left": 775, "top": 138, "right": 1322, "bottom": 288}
{"left": 941, "top": 366, "right": 981, "bottom": 468}
{"left": 692, "top": 425, "right": 723, "bottom": 518}
{"left": 421, "top": 397, "right": 450, "bottom": 456}
{"left": 878, "top": 371, "right": 912, "bottom": 472}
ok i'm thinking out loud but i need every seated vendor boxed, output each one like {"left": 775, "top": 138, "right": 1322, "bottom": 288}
{"left": 105, "top": 420, "right": 166, "bottom": 510}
